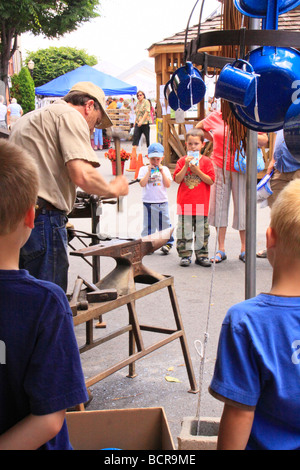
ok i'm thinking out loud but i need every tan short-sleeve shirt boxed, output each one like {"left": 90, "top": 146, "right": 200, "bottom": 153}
{"left": 10, "top": 100, "right": 99, "bottom": 213}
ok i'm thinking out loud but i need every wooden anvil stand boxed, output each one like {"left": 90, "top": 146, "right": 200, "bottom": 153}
{"left": 70, "top": 228, "right": 198, "bottom": 403}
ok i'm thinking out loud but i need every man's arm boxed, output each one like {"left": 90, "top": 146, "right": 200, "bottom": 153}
{"left": 66, "top": 159, "right": 129, "bottom": 198}
{"left": 217, "top": 404, "right": 254, "bottom": 450}
{"left": 0, "top": 410, "right": 66, "bottom": 450}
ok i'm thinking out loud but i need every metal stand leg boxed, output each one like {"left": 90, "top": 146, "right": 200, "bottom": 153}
{"left": 74, "top": 277, "right": 198, "bottom": 394}
{"left": 127, "top": 302, "right": 140, "bottom": 378}
{"left": 167, "top": 283, "right": 198, "bottom": 394}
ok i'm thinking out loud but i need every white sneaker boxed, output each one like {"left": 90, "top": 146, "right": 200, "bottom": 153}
{"left": 179, "top": 257, "right": 191, "bottom": 267}
{"left": 161, "top": 244, "right": 172, "bottom": 254}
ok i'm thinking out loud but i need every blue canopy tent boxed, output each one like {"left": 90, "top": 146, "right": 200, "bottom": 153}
{"left": 35, "top": 65, "right": 137, "bottom": 97}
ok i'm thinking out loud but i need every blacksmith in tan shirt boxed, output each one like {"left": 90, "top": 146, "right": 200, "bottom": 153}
{"left": 10, "top": 82, "right": 128, "bottom": 291}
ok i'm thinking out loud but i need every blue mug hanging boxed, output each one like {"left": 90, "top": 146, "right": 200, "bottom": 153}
{"left": 164, "top": 80, "right": 190, "bottom": 111}
{"left": 170, "top": 61, "right": 206, "bottom": 108}
{"left": 215, "top": 59, "right": 257, "bottom": 108}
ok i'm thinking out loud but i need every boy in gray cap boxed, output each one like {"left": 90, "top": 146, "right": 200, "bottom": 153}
{"left": 138, "top": 143, "right": 174, "bottom": 254}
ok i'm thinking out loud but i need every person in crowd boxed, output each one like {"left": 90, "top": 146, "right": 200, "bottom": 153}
{"left": 138, "top": 142, "right": 174, "bottom": 254}
{"left": 0, "top": 95, "right": 7, "bottom": 129}
{"left": 257, "top": 129, "right": 300, "bottom": 258}
{"left": 173, "top": 128, "right": 215, "bottom": 267}
{"left": 93, "top": 128, "right": 103, "bottom": 150}
{"left": 129, "top": 97, "right": 136, "bottom": 129}
{"left": 10, "top": 81, "right": 128, "bottom": 292}
{"left": 196, "top": 111, "right": 268, "bottom": 263}
{"left": 132, "top": 91, "right": 150, "bottom": 153}
{"left": 117, "top": 98, "right": 124, "bottom": 109}
{"left": 148, "top": 99, "right": 155, "bottom": 124}
{"left": 209, "top": 178, "right": 300, "bottom": 450}
{"left": 107, "top": 97, "right": 117, "bottom": 109}
{"left": 7, "top": 98, "right": 23, "bottom": 129}
{"left": 0, "top": 139, "right": 88, "bottom": 450}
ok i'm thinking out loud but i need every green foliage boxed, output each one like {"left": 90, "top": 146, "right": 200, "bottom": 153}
{"left": 0, "top": 1, "right": 100, "bottom": 37}
{"left": 10, "top": 67, "right": 35, "bottom": 114}
{"left": 0, "top": 0, "right": 100, "bottom": 82}
{"left": 26, "top": 46, "right": 98, "bottom": 87}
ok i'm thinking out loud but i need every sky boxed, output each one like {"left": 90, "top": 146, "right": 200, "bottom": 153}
{"left": 20, "top": 0, "right": 220, "bottom": 72}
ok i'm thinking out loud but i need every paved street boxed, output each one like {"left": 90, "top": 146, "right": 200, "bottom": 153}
{"left": 67, "top": 142, "right": 273, "bottom": 447}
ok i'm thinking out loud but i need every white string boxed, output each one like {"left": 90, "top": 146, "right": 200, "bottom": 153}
{"left": 195, "top": 124, "right": 230, "bottom": 436}
{"left": 187, "top": 74, "right": 194, "bottom": 108}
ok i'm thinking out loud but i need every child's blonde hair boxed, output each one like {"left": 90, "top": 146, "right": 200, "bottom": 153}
{"left": 270, "top": 178, "right": 300, "bottom": 257}
{"left": 186, "top": 128, "right": 204, "bottom": 143}
{"left": 0, "top": 139, "right": 39, "bottom": 235}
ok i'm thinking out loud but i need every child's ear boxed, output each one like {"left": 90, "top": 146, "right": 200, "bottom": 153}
{"left": 24, "top": 205, "right": 35, "bottom": 229}
{"left": 266, "top": 226, "right": 276, "bottom": 249}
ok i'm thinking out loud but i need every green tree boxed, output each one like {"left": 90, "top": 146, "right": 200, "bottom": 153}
{"left": 0, "top": 0, "right": 100, "bottom": 87}
{"left": 10, "top": 67, "right": 35, "bottom": 114}
{"left": 26, "top": 47, "right": 98, "bottom": 87}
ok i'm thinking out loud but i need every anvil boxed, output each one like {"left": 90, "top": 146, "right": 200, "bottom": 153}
{"left": 70, "top": 228, "right": 174, "bottom": 296}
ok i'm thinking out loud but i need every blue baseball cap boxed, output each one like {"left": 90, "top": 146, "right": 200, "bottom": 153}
{"left": 148, "top": 143, "right": 164, "bottom": 158}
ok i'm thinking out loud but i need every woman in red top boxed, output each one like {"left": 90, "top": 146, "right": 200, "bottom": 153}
{"left": 196, "top": 111, "right": 268, "bottom": 263}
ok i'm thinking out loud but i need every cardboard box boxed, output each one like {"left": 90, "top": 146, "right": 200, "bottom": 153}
{"left": 66, "top": 407, "right": 175, "bottom": 450}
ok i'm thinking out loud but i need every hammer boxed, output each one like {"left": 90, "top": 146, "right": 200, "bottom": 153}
{"left": 69, "top": 277, "right": 89, "bottom": 316}
{"left": 78, "top": 276, "right": 118, "bottom": 303}
{"left": 106, "top": 127, "right": 129, "bottom": 212}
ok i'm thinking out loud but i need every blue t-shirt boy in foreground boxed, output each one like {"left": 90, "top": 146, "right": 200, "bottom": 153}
{"left": 209, "top": 178, "right": 300, "bottom": 450}
{"left": 0, "top": 140, "right": 88, "bottom": 450}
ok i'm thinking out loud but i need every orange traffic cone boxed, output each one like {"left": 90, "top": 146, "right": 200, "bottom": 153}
{"left": 135, "top": 153, "right": 144, "bottom": 179}
{"left": 127, "top": 147, "right": 137, "bottom": 172}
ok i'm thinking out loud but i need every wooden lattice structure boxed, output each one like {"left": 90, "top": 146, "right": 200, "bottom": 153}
{"left": 107, "top": 108, "right": 131, "bottom": 132}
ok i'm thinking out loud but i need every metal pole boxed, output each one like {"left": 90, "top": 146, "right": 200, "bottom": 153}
{"left": 245, "top": 128, "right": 258, "bottom": 299}
{"left": 245, "top": 17, "right": 260, "bottom": 300}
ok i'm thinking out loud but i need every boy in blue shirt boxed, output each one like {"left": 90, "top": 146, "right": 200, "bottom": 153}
{"left": 0, "top": 140, "right": 88, "bottom": 449}
{"left": 209, "top": 178, "right": 300, "bottom": 450}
